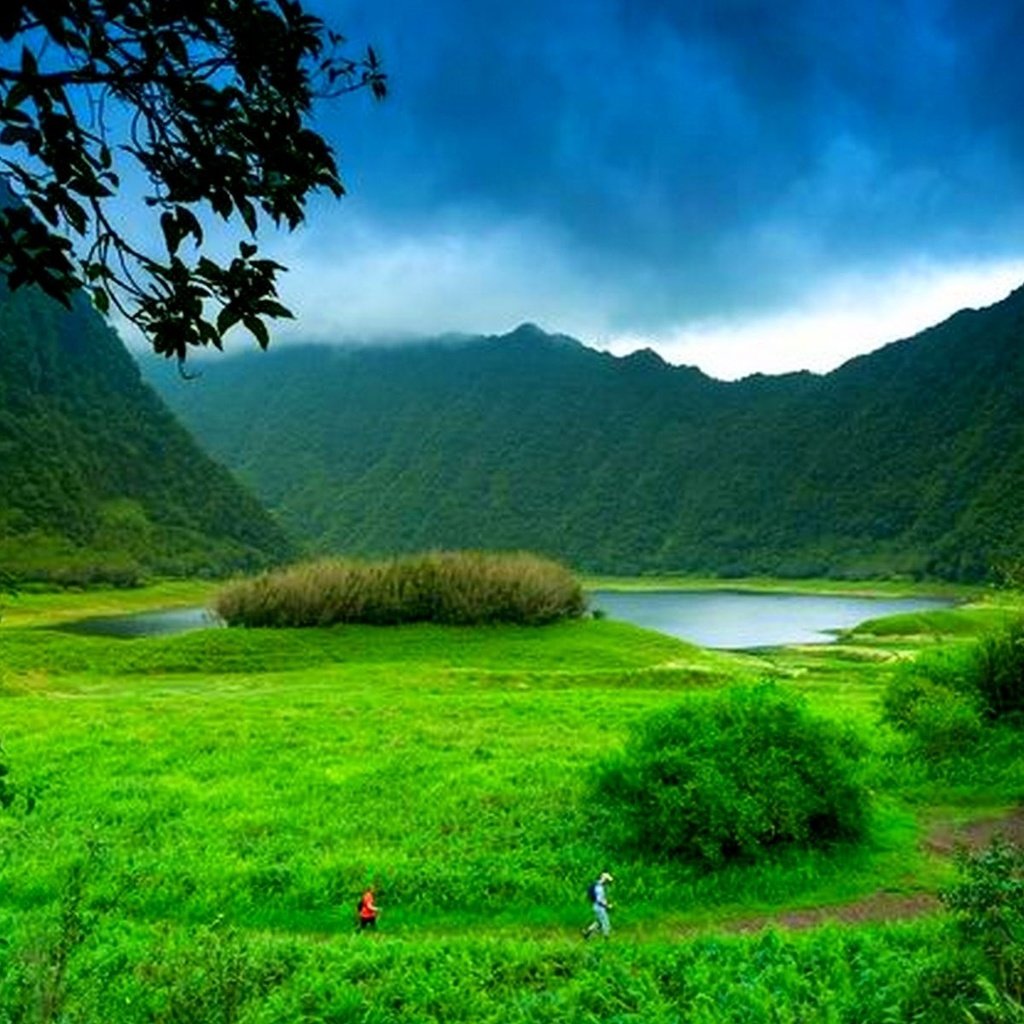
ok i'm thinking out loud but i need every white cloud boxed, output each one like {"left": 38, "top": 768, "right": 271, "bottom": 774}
{"left": 120, "top": 206, "right": 1024, "bottom": 384}
{"left": 266, "top": 213, "right": 609, "bottom": 344}
{"left": 600, "top": 260, "right": 1024, "bottom": 379}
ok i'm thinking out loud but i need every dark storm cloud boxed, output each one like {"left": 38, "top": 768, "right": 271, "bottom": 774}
{"left": 306, "top": 0, "right": 1024, "bottom": 333}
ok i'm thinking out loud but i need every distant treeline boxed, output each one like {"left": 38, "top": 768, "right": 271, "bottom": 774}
{"left": 151, "top": 292, "right": 1024, "bottom": 582}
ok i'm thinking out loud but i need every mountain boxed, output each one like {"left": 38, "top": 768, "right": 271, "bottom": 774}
{"left": 146, "top": 294, "right": 1024, "bottom": 582}
{"left": 0, "top": 280, "right": 292, "bottom": 584}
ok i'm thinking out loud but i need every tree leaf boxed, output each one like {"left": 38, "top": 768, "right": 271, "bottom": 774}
{"left": 242, "top": 315, "right": 270, "bottom": 349}
{"left": 160, "top": 210, "right": 181, "bottom": 255}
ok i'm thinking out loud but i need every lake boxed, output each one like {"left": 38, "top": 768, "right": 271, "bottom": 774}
{"left": 54, "top": 606, "right": 223, "bottom": 638}
{"left": 54, "top": 591, "right": 951, "bottom": 649}
{"left": 590, "top": 589, "right": 951, "bottom": 650}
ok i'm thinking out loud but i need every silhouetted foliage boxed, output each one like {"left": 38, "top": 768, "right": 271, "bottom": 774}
{"left": 0, "top": 0, "right": 385, "bottom": 361}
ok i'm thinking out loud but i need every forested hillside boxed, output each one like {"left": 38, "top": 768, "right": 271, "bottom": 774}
{"left": 148, "top": 290, "right": 1024, "bottom": 582}
{"left": 0, "top": 282, "right": 292, "bottom": 583}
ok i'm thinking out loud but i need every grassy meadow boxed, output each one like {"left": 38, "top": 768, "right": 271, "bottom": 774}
{"left": 2, "top": 580, "right": 1023, "bottom": 1021}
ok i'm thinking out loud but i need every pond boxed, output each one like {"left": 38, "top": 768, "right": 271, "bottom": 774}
{"left": 589, "top": 589, "right": 951, "bottom": 650}
{"left": 54, "top": 606, "right": 223, "bottom": 638}
{"left": 53, "top": 591, "right": 952, "bottom": 649}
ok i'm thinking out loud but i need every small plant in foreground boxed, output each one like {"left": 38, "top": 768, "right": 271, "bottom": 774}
{"left": 0, "top": 739, "right": 35, "bottom": 815}
{"left": 594, "top": 683, "right": 869, "bottom": 865}
{"left": 941, "top": 837, "right": 1024, "bottom": 1013}
{"left": 0, "top": 738, "right": 13, "bottom": 810}
{"left": 215, "top": 551, "right": 586, "bottom": 627}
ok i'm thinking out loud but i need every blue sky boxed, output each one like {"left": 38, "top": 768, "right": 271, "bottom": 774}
{"left": 205, "top": 1, "right": 1024, "bottom": 375}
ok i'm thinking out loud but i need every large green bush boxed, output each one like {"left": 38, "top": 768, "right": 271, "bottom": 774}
{"left": 215, "top": 551, "right": 587, "bottom": 628}
{"left": 594, "top": 683, "right": 868, "bottom": 865}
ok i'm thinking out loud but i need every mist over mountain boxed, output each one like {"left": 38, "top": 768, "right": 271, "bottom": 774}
{"left": 0, "top": 281, "right": 292, "bottom": 583}
{"left": 146, "top": 290, "right": 1024, "bottom": 582}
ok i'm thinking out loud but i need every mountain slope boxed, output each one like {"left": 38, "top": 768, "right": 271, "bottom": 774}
{"left": 0, "top": 281, "right": 292, "bottom": 583}
{"left": 147, "top": 293, "right": 1024, "bottom": 581}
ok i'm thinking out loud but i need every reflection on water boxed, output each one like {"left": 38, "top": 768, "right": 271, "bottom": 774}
{"left": 590, "top": 590, "right": 950, "bottom": 650}
{"left": 54, "top": 606, "right": 223, "bottom": 638}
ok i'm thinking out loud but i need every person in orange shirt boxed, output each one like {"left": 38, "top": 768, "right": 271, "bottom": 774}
{"left": 358, "top": 884, "right": 380, "bottom": 930}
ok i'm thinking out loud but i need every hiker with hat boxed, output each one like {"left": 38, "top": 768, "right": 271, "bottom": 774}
{"left": 582, "top": 871, "right": 614, "bottom": 939}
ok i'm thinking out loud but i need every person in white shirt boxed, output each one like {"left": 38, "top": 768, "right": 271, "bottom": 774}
{"left": 582, "top": 871, "right": 614, "bottom": 939}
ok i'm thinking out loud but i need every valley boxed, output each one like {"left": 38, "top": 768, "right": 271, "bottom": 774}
{"left": 1, "top": 581, "right": 1022, "bottom": 1020}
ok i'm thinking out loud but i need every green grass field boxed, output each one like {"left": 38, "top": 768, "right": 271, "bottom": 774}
{"left": 1, "top": 582, "right": 1022, "bottom": 1022}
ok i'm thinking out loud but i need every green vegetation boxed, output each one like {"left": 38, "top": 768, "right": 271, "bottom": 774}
{"left": 944, "top": 839, "right": 1024, "bottom": 987}
{"left": 0, "top": 283, "right": 292, "bottom": 584}
{"left": 885, "top": 672, "right": 986, "bottom": 769}
{"left": 0, "top": 916, "right": 960, "bottom": 1024}
{"left": 2, "top": 582, "right": 1024, "bottom": 1021}
{"left": 848, "top": 604, "right": 1013, "bottom": 639}
{"left": 971, "top": 616, "right": 1024, "bottom": 720}
{"left": 595, "top": 684, "right": 868, "bottom": 865}
{"left": 883, "top": 614, "right": 1024, "bottom": 773}
{"left": 150, "top": 293, "right": 1024, "bottom": 582}
{"left": 215, "top": 551, "right": 586, "bottom": 627}
{"left": 0, "top": 737, "right": 12, "bottom": 809}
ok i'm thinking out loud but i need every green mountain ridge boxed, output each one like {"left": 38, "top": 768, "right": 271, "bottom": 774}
{"left": 0, "top": 281, "right": 292, "bottom": 583}
{"left": 147, "top": 289, "right": 1024, "bottom": 581}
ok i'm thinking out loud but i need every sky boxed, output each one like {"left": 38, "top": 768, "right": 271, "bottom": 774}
{"left": 172, "top": 1, "right": 1024, "bottom": 376}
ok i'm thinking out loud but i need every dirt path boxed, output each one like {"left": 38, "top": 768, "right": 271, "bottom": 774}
{"left": 720, "top": 806, "right": 1024, "bottom": 934}
{"left": 922, "top": 805, "right": 1024, "bottom": 856}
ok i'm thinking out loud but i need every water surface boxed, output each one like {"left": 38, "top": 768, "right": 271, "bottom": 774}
{"left": 54, "top": 592, "right": 952, "bottom": 649}
{"left": 590, "top": 590, "right": 950, "bottom": 650}
{"left": 55, "top": 606, "right": 222, "bottom": 638}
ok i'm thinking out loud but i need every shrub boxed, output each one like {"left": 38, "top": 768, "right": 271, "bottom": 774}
{"left": 884, "top": 618, "right": 1024, "bottom": 755}
{"left": 594, "top": 683, "right": 868, "bottom": 865}
{"left": 215, "top": 551, "right": 587, "bottom": 628}
{"left": 940, "top": 837, "right": 1024, "bottom": 1008}
{"left": 883, "top": 670, "right": 984, "bottom": 764}
{"left": 903, "top": 690, "right": 985, "bottom": 765}
{"left": 901, "top": 945, "right": 994, "bottom": 1024}
{"left": 972, "top": 617, "right": 1024, "bottom": 721}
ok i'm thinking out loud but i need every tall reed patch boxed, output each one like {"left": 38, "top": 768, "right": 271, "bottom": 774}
{"left": 214, "top": 551, "right": 587, "bottom": 627}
